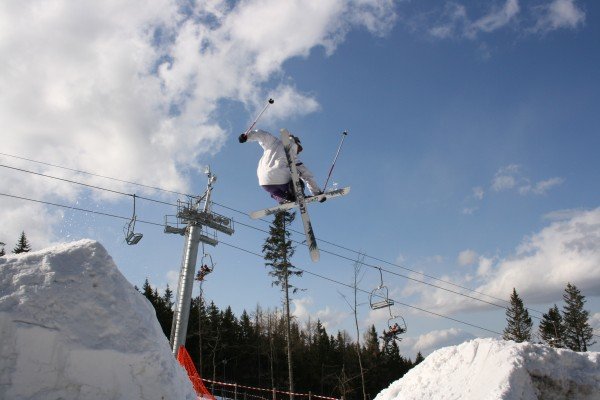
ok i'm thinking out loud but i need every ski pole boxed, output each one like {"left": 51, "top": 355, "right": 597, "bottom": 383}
{"left": 323, "top": 130, "right": 348, "bottom": 192}
{"left": 243, "top": 98, "right": 274, "bottom": 135}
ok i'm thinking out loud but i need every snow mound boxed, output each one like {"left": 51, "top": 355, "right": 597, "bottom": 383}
{"left": 376, "top": 338, "right": 599, "bottom": 400}
{"left": 0, "top": 239, "right": 196, "bottom": 400}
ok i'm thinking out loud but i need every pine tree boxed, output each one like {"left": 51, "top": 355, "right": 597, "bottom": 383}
{"left": 538, "top": 304, "right": 565, "bottom": 348}
{"left": 262, "top": 210, "right": 300, "bottom": 399}
{"left": 414, "top": 351, "right": 425, "bottom": 365}
{"left": 0, "top": 241, "right": 5, "bottom": 257}
{"left": 12, "top": 231, "right": 31, "bottom": 254}
{"left": 502, "top": 288, "right": 533, "bottom": 343}
{"left": 562, "top": 283, "right": 595, "bottom": 351}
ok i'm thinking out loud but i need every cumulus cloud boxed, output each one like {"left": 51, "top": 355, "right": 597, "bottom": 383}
{"left": 0, "top": 0, "right": 397, "bottom": 245}
{"left": 413, "top": 208, "right": 600, "bottom": 314}
{"left": 532, "top": 0, "right": 585, "bottom": 33}
{"left": 398, "top": 328, "right": 476, "bottom": 358}
{"left": 292, "top": 297, "right": 348, "bottom": 331}
{"left": 458, "top": 249, "right": 478, "bottom": 266}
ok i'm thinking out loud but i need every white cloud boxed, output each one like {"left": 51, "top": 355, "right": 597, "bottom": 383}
{"left": 469, "top": 0, "right": 520, "bottom": 36}
{"left": 490, "top": 165, "right": 563, "bottom": 196}
{"left": 519, "top": 177, "right": 565, "bottom": 195}
{"left": 292, "top": 296, "right": 348, "bottom": 331}
{"left": 413, "top": 208, "right": 600, "bottom": 314}
{"left": 532, "top": 0, "right": 585, "bottom": 33}
{"left": 458, "top": 249, "right": 477, "bottom": 266}
{"left": 0, "top": 0, "right": 397, "bottom": 246}
{"left": 423, "top": 0, "right": 584, "bottom": 42}
{"left": 399, "top": 328, "right": 476, "bottom": 358}
{"left": 428, "top": 0, "right": 520, "bottom": 40}
{"left": 491, "top": 164, "right": 520, "bottom": 191}
{"left": 473, "top": 186, "right": 485, "bottom": 200}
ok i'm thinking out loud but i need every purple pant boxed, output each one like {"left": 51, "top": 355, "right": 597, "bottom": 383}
{"left": 262, "top": 181, "right": 305, "bottom": 204}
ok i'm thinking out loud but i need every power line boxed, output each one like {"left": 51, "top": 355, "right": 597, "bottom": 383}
{"left": 211, "top": 200, "right": 529, "bottom": 314}
{"left": 0, "top": 152, "right": 560, "bottom": 317}
{"left": 0, "top": 151, "right": 533, "bottom": 313}
{"left": 218, "top": 240, "right": 503, "bottom": 336}
{"left": 0, "top": 163, "right": 178, "bottom": 208}
{"left": 0, "top": 151, "right": 191, "bottom": 197}
{"left": 5, "top": 191, "right": 600, "bottom": 340}
{"left": 2, "top": 190, "right": 501, "bottom": 335}
{"left": 0, "top": 160, "right": 540, "bottom": 315}
{"left": 0, "top": 192, "right": 163, "bottom": 228}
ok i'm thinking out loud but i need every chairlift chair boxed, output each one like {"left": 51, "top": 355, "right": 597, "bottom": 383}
{"left": 125, "top": 194, "right": 143, "bottom": 245}
{"left": 381, "top": 315, "right": 408, "bottom": 342}
{"left": 195, "top": 253, "right": 216, "bottom": 282}
{"left": 369, "top": 267, "right": 394, "bottom": 310}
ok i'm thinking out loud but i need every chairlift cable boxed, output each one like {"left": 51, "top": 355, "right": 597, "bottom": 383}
{"left": 6, "top": 191, "right": 600, "bottom": 340}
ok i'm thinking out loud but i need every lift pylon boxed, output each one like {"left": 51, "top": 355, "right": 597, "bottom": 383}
{"left": 166, "top": 167, "right": 234, "bottom": 355}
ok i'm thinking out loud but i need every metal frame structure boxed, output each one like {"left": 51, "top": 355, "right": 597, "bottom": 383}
{"left": 369, "top": 267, "right": 394, "bottom": 310}
{"left": 124, "top": 194, "right": 143, "bottom": 245}
{"left": 166, "top": 167, "right": 234, "bottom": 355}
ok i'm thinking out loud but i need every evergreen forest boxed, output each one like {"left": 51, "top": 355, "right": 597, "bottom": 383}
{"left": 139, "top": 279, "right": 421, "bottom": 400}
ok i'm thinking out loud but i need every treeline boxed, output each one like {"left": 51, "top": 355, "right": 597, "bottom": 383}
{"left": 503, "top": 283, "right": 596, "bottom": 351}
{"left": 139, "top": 279, "right": 422, "bottom": 400}
{"left": 0, "top": 231, "right": 32, "bottom": 256}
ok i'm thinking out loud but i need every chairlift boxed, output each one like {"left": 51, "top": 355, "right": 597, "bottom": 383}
{"left": 369, "top": 267, "right": 394, "bottom": 310}
{"left": 124, "top": 194, "right": 143, "bottom": 245}
{"left": 195, "top": 253, "right": 216, "bottom": 282}
{"left": 381, "top": 308, "right": 408, "bottom": 343}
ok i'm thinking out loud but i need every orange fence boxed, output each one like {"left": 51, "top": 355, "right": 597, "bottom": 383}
{"left": 177, "top": 346, "right": 217, "bottom": 400}
{"left": 176, "top": 346, "right": 339, "bottom": 400}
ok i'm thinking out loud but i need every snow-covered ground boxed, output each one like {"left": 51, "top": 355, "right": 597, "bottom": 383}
{"left": 0, "top": 239, "right": 196, "bottom": 400}
{"left": 2, "top": 240, "right": 599, "bottom": 400}
{"left": 376, "top": 338, "right": 600, "bottom": 400}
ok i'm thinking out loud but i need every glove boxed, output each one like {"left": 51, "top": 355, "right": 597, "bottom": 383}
{"left": 238, "top": 133, "right": 248, "bottom": 143}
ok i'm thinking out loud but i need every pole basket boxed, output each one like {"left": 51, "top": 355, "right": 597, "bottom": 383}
{"left": 177, "top": 345, "right": 217, "bottom": 400}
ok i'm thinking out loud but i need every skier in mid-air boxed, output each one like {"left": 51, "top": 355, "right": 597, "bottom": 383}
{"left": 239, "top": 129, "right": 324, "bottom": 204}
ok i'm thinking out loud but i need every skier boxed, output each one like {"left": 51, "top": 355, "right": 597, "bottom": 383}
{"left": 382, "top": 323, "right": 405, "bottom": 342}
{"left": 239, "top": 129, "right": 324, "bottom": 204}
{"left": 195, "top": 264, "right": 212, "bottom": 282}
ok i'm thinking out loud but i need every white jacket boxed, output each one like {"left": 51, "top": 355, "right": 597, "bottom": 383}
{"left": 246, "top": 129, "right": 322, "bottom": 195}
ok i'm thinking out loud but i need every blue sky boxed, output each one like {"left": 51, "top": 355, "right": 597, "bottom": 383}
{"left": 1, "top": 0, "right": 599, "bottom": 357}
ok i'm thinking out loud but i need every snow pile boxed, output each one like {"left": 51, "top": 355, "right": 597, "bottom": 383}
{"left": 0, "top": 239, "right": 196, "bottom": 400}
{"left": 376, "top": 338, "right": 599, "bottom": 400}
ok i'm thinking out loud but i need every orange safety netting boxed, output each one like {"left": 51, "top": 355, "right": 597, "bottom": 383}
{"left": 177, "top": 346, "right": 217, "bottom": 400}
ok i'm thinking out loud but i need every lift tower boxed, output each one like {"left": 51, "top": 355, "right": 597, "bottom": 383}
{"left": 165, "top": 168, "right": 234, "bottom": 355}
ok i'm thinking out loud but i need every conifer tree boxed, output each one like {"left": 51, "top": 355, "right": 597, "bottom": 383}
{"left": 562, "top": 283, "right": 595, "bottom": 351}
{"left": 502, "top": 288, "right": 533, "bottom": 343}
{"left": 538, "top": 304, "right": 565, "bottom": 348}
{"left": 414, "top": 351, "right": 425, "bottom": 365}
{"left": 263, "top": 210, "right": 300, "bottom": 399}
{"left": 12, "top": 231, "right": 31, "bottom": 254}
{"left": 0, "top": 241, "right": 5, "bottom": 257}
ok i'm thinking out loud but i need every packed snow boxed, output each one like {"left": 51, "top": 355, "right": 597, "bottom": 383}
{"left": 2, "top": 240, "right": 600, "bottom": 400}
{"left": 375, "top": 338, "right": 600, "bottom": 400}
{"left": 0, "top": 239, "right": 196, "bottom": 400}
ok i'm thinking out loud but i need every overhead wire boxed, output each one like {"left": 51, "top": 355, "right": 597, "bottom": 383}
{"left": 0, "top": 152, "right": 559, "bottom": 317}
{"left": 5, "top": 190, "right": 600, "bottom": 340}
{"left": 217, "top": 240, "right": 503, "bottom": 336}
{"left": 0, "top": 151, "right": 533, "bottom": 312}
{"left": 0, "top": 151, "right": 191, "bottom": 197}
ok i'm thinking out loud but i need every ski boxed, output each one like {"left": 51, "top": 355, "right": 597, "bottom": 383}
{"left": 250, "top": 187, "right": 350, "bottom": 219}
{"left": 280, "top": 129, "right": 320, "bottom": 262}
